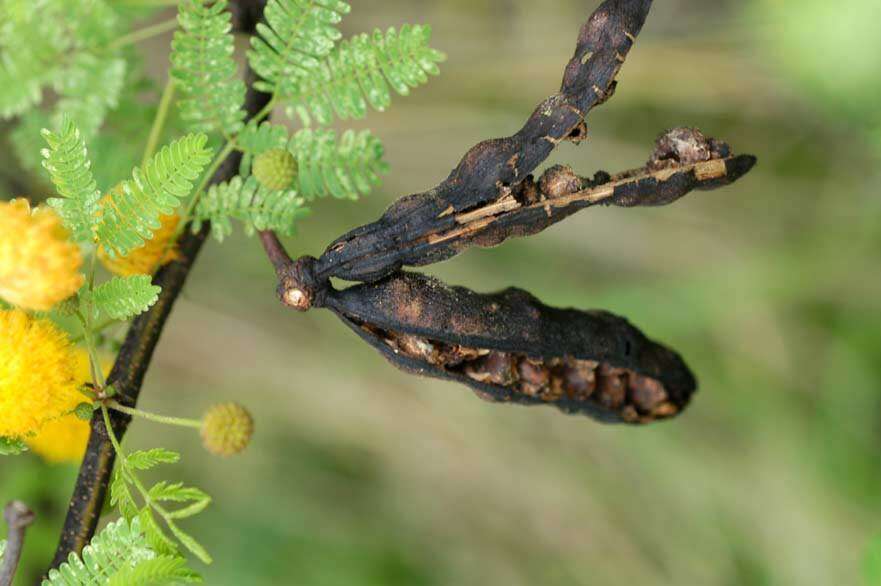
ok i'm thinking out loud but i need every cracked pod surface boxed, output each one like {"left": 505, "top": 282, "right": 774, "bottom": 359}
{"left": 323, "top": 272, "right": 696, "bottom": 424}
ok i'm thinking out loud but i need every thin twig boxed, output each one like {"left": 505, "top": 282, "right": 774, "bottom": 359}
{"left": 1, "top": 501, "right": 36, "bottom": 586}
{"left": 258, "top": 230, "right": 292, "bottom": 273}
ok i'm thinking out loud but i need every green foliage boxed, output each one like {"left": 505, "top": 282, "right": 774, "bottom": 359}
{"left": 289, "top": 128, "right": 389, "bottom": 200}
{"left": 55, "top": 54, "right": 127, "bottom": 140}
{"left": 236, "top": 121, "right": 290, "bottom": 176}
{"left": 171, "top": 0, "right": 246, "bottom": 136}
{"left": 248, "top": 0, "right": 350, "bottom": 94}
{"left": 0, "top": 0, "right": 121, "bottom": 122}
{"left": 0, "top": 436, "right": 28, "bottom": 455}
{"left": 91, "top": 276, "right": 161, "bottom": 321}
{"left": 107, "top": 555, "right": 197, "bottom": 586}
{"left": 43, "top": 517, "right": 199, "bottom": 585}
{"left": 195, "top": 175, "right": 309, "bottom": 242}
{"left": 40, "top": 116, "right": 102, "bottom": 242}
{"left": 287, "top": 25, "right": 445, "bottom": 126}
{"left": 98, "top": 133, "right": 213, "bottom": 257}
{"left": 237, "top": 122, "right": 289, "bottom": 155}
{"left": 109, "top": 443, "right": 213, "bottom": 564}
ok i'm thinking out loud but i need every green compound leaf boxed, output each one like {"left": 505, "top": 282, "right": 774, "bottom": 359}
{"left": 286, "top": 24, "right": 445, "bottom": 126}
{"left": 107, "top": 555, "right": 201, "bottom": 586}
{"left": 148, "top": 482, "right": 210, "bottom": 504}
{"left": 288, "top": 128, "right": 389, "bottom": 200}
{"left": 91, "top": 276, "right": 161, "bottom": 321}
{"left": 171, "top": 0, "right": 246, "bottom": 136}
{"left": 247, "top": 0, "right": 350, "bottom": 95}
{"left": 97, "top": 133, "right": 213, "bottom": 258}
{"left": 127, "top": 448, "right": 181, "bottom": 471}
{"left": 194, "top": 175, "right": 309, "bottom": 242}
{"left": 110, "top": 466, "right": 139, "bottom": 521}
{"left": 40, "top": 116, "right": 102, "bottom": 242}
{"left": 0, "top": 436, "right": 28, "bottom": 456}
{"left": 42, "top": 517, "right": 197, "bottom": 586}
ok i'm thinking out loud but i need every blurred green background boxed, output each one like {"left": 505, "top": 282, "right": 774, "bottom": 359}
{"left": 3, "top": 0, "right": 881, "bottom": 584}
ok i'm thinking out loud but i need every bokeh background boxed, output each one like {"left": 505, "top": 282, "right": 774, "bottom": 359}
{"left": 3, "top": 0, "right": 881, "bottom": 584}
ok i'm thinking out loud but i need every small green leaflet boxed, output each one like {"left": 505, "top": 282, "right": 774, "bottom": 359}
{"left": 127, "top": 448, "right": 181, "bottom": 471}
{"left": 40, "top": 116, "right": 102, "bottom": 242}
{"left": 111, "top": 448, "right": 214, "bottom": 564}
{"left": 42, "top": 517, "right": 200, "bottom": 585}
{"left": 91, "top": 276, "right": 161, "bottom": 321}
{"left": 98, "top": 133, "right": 213, "bottom": 258}
{"left": 0, "top": 436, "right": 28, "bottom": 456}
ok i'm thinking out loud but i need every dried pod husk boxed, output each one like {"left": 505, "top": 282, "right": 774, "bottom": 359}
{"left": 311, "top": 0, "right": 657, "bottom": 285}
{"left": 314, "top": 135, "right": 755, "bottom": 284}
{"left": 322, "top": 272, "right": 696, "bottom": 424}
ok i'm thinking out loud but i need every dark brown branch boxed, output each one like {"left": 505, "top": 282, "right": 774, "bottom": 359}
{"left": 51, "top": 56, "right": 271, "bottom": 576}
{"left": 1, "top": 501, "right": 35, "bottom": 586}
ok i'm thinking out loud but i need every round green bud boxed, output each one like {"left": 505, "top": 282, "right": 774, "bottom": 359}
{"left": 253, "top": 148, "right": 298, "bottom": 191}
{"left": 74, "top": 402, "right": 95, "bottom": 421}
{"left": 200, "top": 403, "right": 254, "bottom": 457}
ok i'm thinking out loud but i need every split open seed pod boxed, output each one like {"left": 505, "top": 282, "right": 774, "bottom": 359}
{"left": 321, "top": 272, "right": 696, "bottom": 424}
{"left": 315, "top": 129, "right": 756, "bottom": 284}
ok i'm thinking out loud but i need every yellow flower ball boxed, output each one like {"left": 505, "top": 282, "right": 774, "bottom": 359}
{"left": 201, "top": 403, "right": 254, "bottom": 457}
{"left": 0, "top": 199, "right": 84, "bottom": 311}
{"left": 26, "top": 351, "right": 103, "bottom": 464}
{"left": 97, "top": 187, "right": 180, "bottom": 276}
{"left": 0, "top": 310, "right": 82, "bottom": 438}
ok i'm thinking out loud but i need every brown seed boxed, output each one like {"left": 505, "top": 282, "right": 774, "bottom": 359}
{"left": 539, "top": 165, "right": 582, "bottom": 198}
{"left": 517, "top": 358, "right": 550, "bottom": 397}
{"left": 560, "top": 359, "right": 597, "bottom": 400}
{"left": 628, "top": 373, "right": 668, "bottom": 413}
{"left": 465, "top": 351, "right": 517, "bottom": 386}
{"left": 595, "top": 365, "right": 626, "bottom": 409}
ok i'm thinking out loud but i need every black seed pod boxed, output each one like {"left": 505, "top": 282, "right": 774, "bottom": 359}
{"left": 321, "top": 272, "right": 696, "bottom": 424}
{"left": 314, "top": 134, "right": 755, "bottom": 284}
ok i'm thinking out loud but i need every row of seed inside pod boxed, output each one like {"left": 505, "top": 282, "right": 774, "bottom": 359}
{"left": 364, "top": 325, "right": 681, "bottom": 423}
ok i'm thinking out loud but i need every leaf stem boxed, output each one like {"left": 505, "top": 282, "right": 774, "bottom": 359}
{"left": 70, "top": 318, "right": 121, "bottom": 344}
{"left": 174, "top": 140, "right": 238, "bottom": 235}
{"left": 109, "top": 18, "right": 179, "bottom": 50}
{"left": 105, "top": 400, "right": 203, "bottom": 430}
{"left": 142, "top": 78, "right": 176, "bottom": 168}
{"left": 81, "top": 252, "right": 106, "bottom": 389}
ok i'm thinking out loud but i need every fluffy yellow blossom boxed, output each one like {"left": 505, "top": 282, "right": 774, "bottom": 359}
{"left": 0, "top": 199, "right": 84, "bottom": 311}
{"left": 0, "top": 310, "right": 81, "bottom": 438}
{"left": 26, "top": 351, "right": 106, "bottom": 464}
{"left": 98, "top": 186, "right": 180, "bottom": 276}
